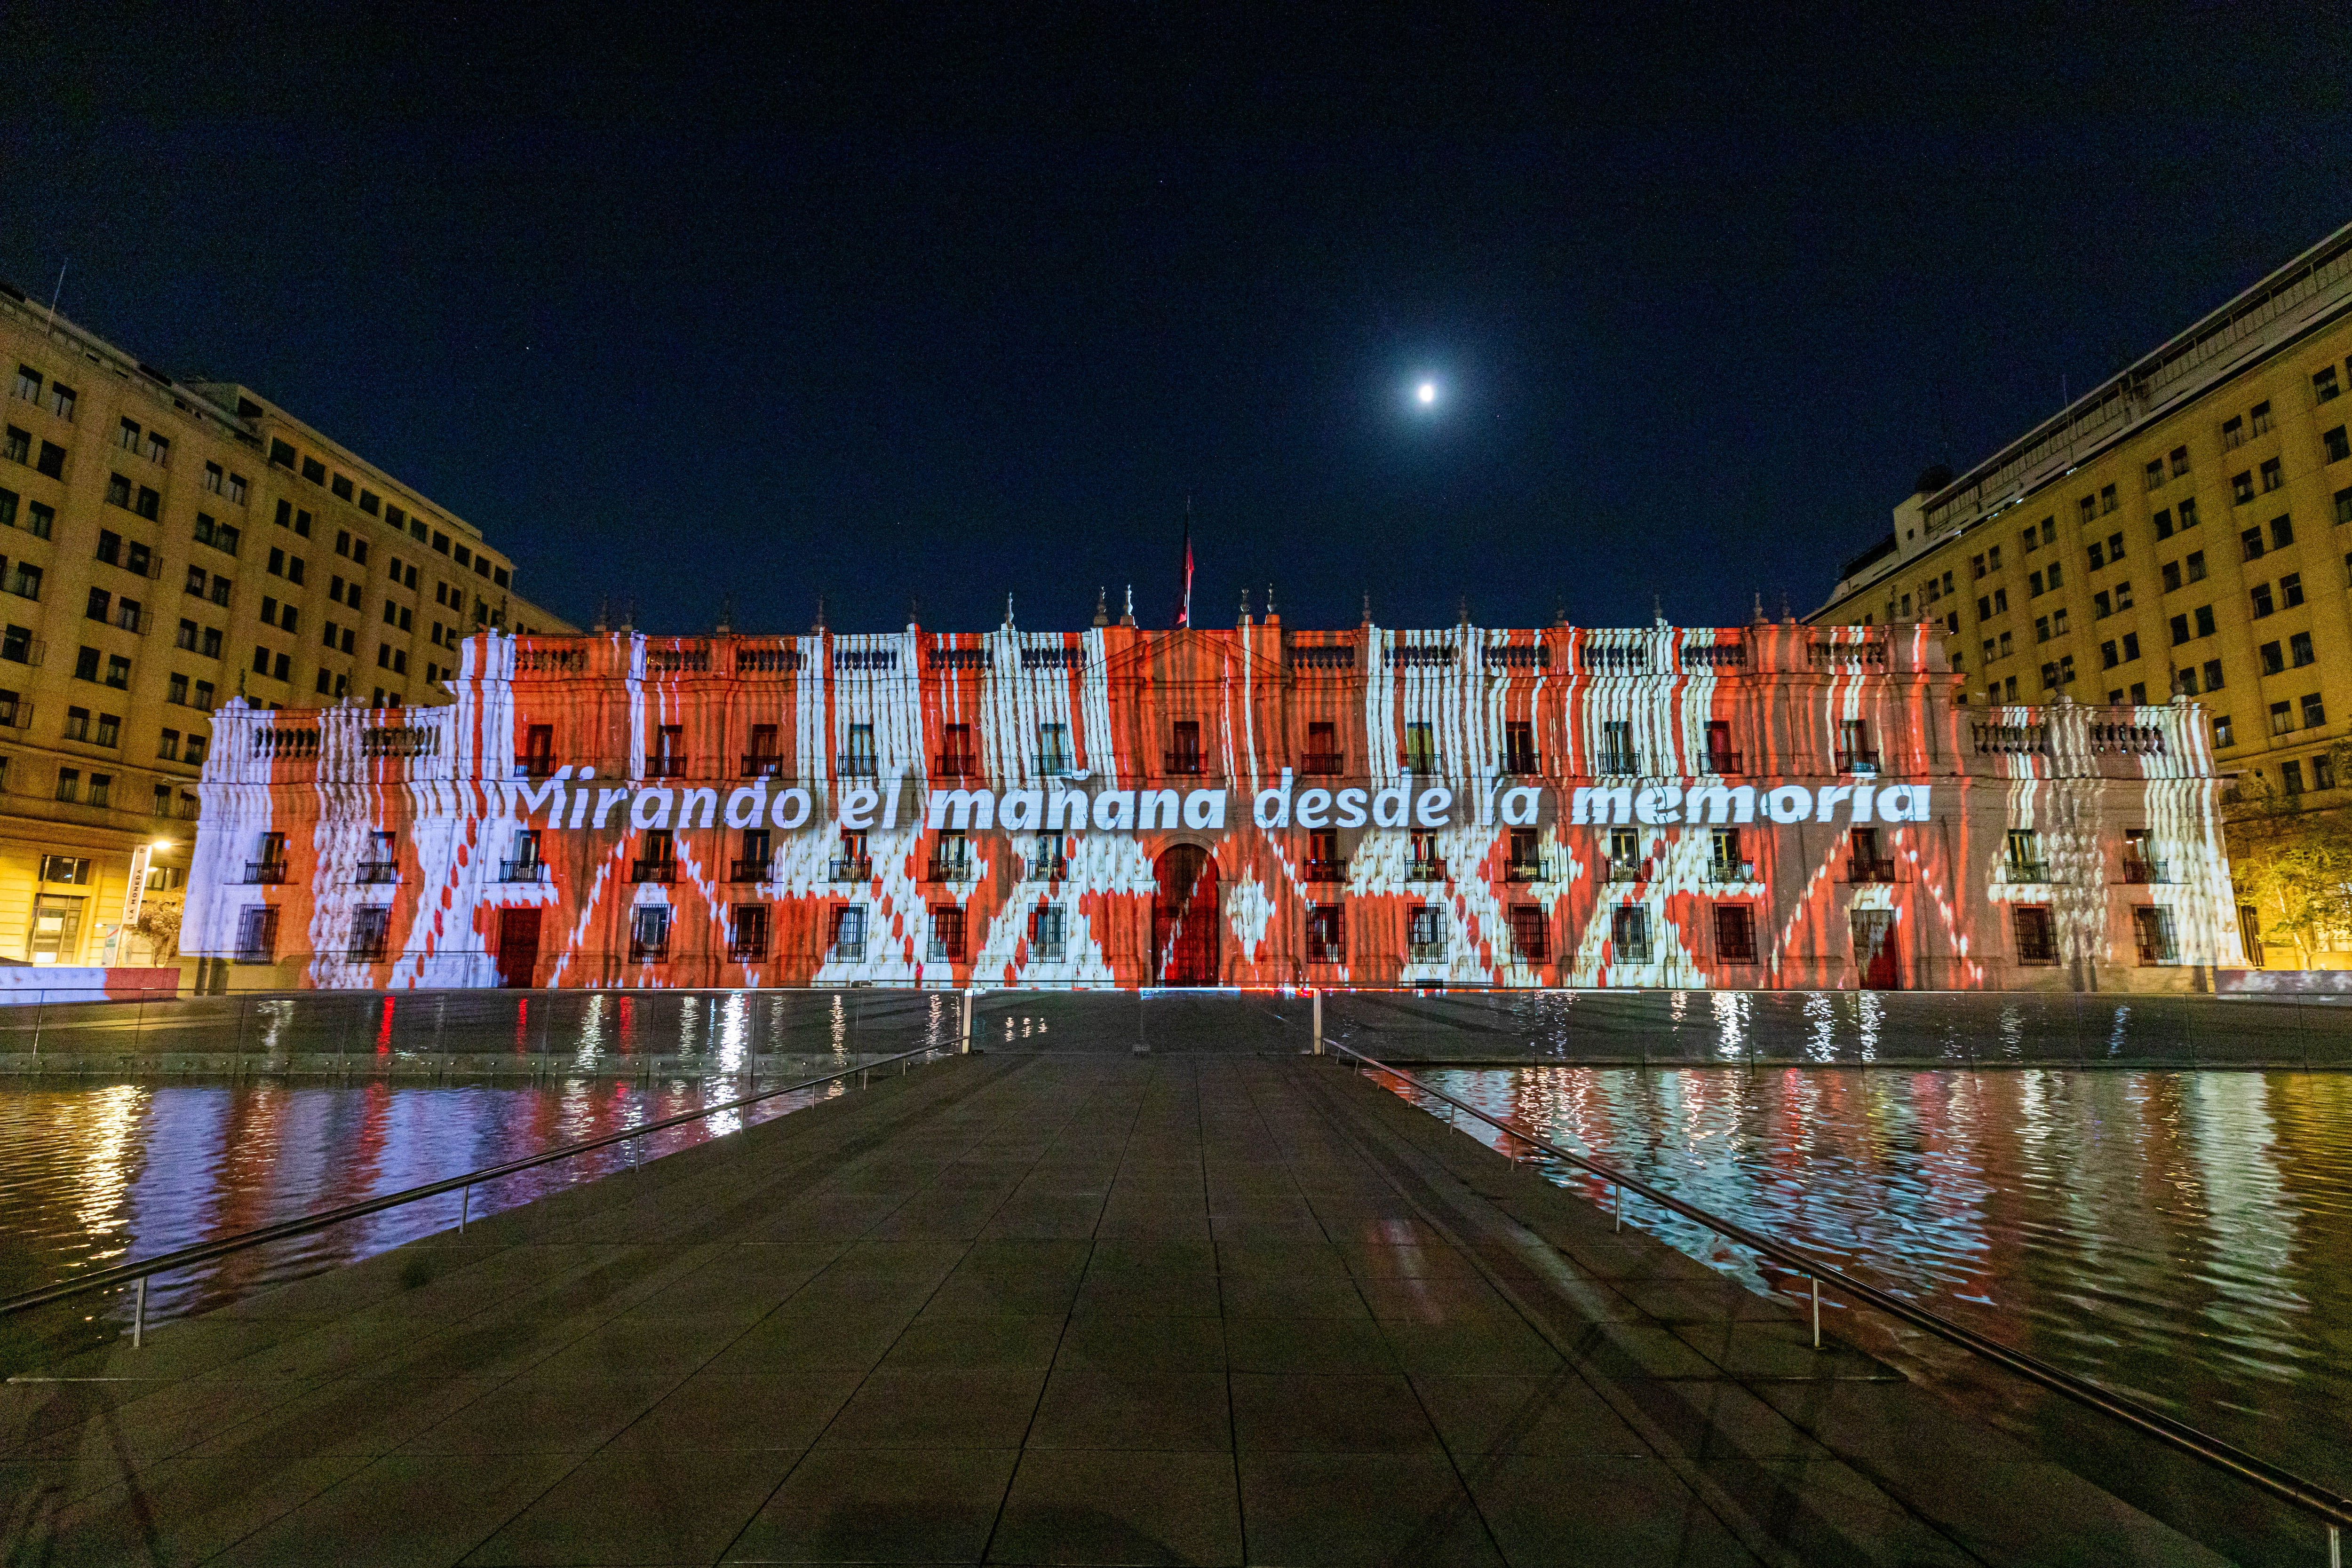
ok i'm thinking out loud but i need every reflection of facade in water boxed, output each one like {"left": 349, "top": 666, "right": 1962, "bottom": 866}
{"left": 185, "top": 620, "right": 2243, "bottom": 992}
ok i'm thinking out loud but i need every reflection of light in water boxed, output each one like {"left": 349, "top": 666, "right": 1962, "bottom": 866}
{"left": 716, "top": 992, "right": 749, "bottom": 1073}
{"left": 72, "top": 1084, "right": 147, "bottom": 1240}
{"left": 1712, "top": 991, "right": 1748, "bottom": 1058}
{"left": 576, "top": 994, "right": 608, "bottom": 1068}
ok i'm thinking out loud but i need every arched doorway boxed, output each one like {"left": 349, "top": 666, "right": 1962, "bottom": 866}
{"left": 1153, "top": 845, "right": 1220, "bottom": 985}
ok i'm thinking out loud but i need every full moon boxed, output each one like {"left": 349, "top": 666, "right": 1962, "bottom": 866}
{"left": 1416, "top": 381, "right": 1437, "bottom": 405}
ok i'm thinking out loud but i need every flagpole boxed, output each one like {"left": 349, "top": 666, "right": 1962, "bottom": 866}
{"left": 1179, "top": 495, "right": 1194, "bottom": 628}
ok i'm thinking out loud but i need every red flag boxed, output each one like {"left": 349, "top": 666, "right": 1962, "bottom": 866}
{"left": 1178, "top": 499, "right": 1193, "bottom": 627}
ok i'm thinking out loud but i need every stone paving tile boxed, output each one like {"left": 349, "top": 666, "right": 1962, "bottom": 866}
{"left": 988, "top": 1449, "right": 1243, "bottom": 1566}
{"left": 392, "top": 1374, "right": 678, "bottom": 1457}
{"left": 1026, "top": 1368, "right": 1232, "bottom": 1452}
{"left": 213, "top": 1452, "right": 580, "bottom": 1568}
{"left": 620, "top": 1370, "right": 865, "bottom": 1452}
{"left": 4, "top": 1452, "right": 373, "bottom": 1568}
{"left": 463, "top": 1442, "right": 799, "bottom": 1566}
{"left": 1459, "top": 1453, "right": 1761, "bottom": 1568}
{"left": 725, "top": 1445, "right": 1019, "bottom": 1564}
{"left": 1229, "top": 1372, "right": 1447, "bottom": 1454}
{"left": 1236, "top": 1450, "right": 1505, "bottom": 1567}
{"left": 819, "top": 1369, "right": 1048, "bottom": 1449}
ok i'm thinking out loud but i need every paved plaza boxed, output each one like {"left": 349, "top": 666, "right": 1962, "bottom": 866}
{"left": 1, "top": 1053, "right": 2220, "bottom": 1564}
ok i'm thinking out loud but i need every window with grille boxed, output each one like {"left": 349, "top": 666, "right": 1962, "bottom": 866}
{"left": 2012, "top": 906, "right": 2057, "bottom": 966}
{"left": 1510, "top": 905, "right": 1549, "bottom": 962}
{"left": 930, "top": 906, "right": 967, "bottom": 962}
{"left": 629, "top": 905, "right": 672, "bottom": 961}
{"left": 1610, "top": 906, "right": 1651, "bottom": 964}
{"left": 1030, "top": 905, "right": 1066, "bottom": 959}
{"left": 1714, "top": 904, "right": 1756, "bottom": 962}
{"left": 1306, "top": 903, "right": 1345, "bottom": 962}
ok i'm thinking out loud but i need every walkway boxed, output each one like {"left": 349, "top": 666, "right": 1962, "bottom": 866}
{"left": 1, "top": 1054, "right": 2219, "bottom": 1565}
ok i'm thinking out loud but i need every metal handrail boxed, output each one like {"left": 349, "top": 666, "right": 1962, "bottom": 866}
{"left": 1327, "top": 1040, "right": 2352, "bottom": 1553}
{"left": 0, "top": 1040, "right": 954, "bottom": 1330}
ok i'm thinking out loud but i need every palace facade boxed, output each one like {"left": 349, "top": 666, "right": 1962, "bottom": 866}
{"left": 184, "top": 618, "right": 2243, "bottom": 992}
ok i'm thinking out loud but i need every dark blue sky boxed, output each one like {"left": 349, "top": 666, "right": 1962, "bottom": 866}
{"left": 8, "top": 4, "right": 2348, "bottom": 634}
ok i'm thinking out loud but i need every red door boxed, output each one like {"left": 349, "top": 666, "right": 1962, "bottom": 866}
{"left": 497, "top": 907, "right": 541, "bottom": 989}
{"left": 1152, "top": 846, "right": 1219, "bottom": 985}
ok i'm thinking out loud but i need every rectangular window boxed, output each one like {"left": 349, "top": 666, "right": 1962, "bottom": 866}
{"left": 1030, "top": 905, "right": 1066, "bottom": 960}
{"left": 1610, "top": 906, "right": 1652, "bottom": 964}
{"left": 1714, "top": 903, "right": 1756, "bottom": 962}
{"left": 2100, "top": 483, "right": 2117, "bottom": 514}
{"left": 2252, "top": 583, "right": 2275, "bottom": 618}
{"left": 1599, "top": 720, "right": 1637, "bottom": 775}
{"left": 2272, "top": 700, "right": 2296, "bottom": 736}
{"left": 1306, "top": 903, "right": 1345, "bottom": 963}
{"left": 54, "top": 767, "right": 77, "bottom": 802}
{"left": 2261, "top": 457, "right": 2283, "bottom": 493}
{"left": 628, "top": 905, "right": 671, "bottom": 962}
{"left": 2122, "top": 632, "right": 2139, "bottom": 663}
{"left": 2253, "top": 402, "right": 2274, "bottom": 435}
{"left": 2316, "top": 366, "right": 2342, "bottom": 403}
{"left": 2133, "top": 906, "right": 2179, "bottom": 966}
{"left": 2283, "top": 572, "right": 2305, "bottom": 608}
{"left": 727, "top": 903, "right": 770, "bottom": 961}
{"left": 2234, "top": 471, "right": 2255, "bottom": 504}
{"left": 929, "top": 906, "right": 967, "bottom": 963}
{"left": 1510, "top": 905, "right": 1549, "bottom": 962}
{"left": 62, "top": 705, "right": 88, "bottom": 741}
{"left": 2292, "top": 631, "right": 2315, "bottom": 667}
{"left": 831, "top": 904, "right": 867, "bottom": 961}
{"left": 2304, "top": 693, "right": 2327, "bottom": 729}
{"left": 94, "top": 713, "right": 118, "bottom": 747}
{"left": 2242, "top": 525, "right": 2265, "bottom": 561}
{"left": 2328, "top": 427, "right": 2351, "bottom": 465}
{"left": 2013, "top": 907, "right": 2058, "bottom": 966}
{"left": 2178, "top": 498, "right": 2199, "bottom": 531}
{"left": 235, "top": 906, "right": 279, "bottom": 963}
{"left": 2144, "top": 458, "right": 2165, "bottom": 491}
{"left": 2195, "top": 605, "right": 2215, "bottom": 637}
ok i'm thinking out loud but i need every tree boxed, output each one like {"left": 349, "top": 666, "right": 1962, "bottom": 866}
{"left": 130, "top": 899, "right": 183, "bottom": 965}
{"left": 2226, "top": 741, "right": 2352, "bottom": 966}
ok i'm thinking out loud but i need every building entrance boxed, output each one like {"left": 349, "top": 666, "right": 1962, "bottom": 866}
{"left": 1851, "top": 910, "right": 1902, "bottom": 990}
{"left": 1152, "top": 846, "right": 1219, "bottom": 986}
{"left": 497, "top": 908, "right": 541, "bottom": 989}
{"left": 28, "top": 896, "right": 84, "bottom": 965}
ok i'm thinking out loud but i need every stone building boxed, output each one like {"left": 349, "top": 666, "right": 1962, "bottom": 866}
{"left": 185, "top": 617, "right": 2241, "bottom": 992}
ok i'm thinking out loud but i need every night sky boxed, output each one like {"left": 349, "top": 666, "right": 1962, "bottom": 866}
{"left": 8, "top": 5, "right": 2348, "bottom": 636}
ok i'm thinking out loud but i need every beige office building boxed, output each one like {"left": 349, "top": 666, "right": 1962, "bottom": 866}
{"left": 1817, "top": 221, "right": 2352, "bottom": 964}
{"left": 0, "top": 283, "right": 571, "bottom": 973}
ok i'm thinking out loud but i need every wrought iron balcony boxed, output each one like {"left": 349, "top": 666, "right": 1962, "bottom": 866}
{"left": 1700, "top": 750, "right": 1744, "bottom": 775}
{"left": 1162, "top": 749, "right": 1204, "bottom": 775}
{"left": 1597, "top": 752, "right": 1640, "bottom": 777}
{"left": 1847, "top": 856, "right": 1898, "bottom": 883}
{"left": 1604, "top": 856, "right": 1651, "bottom": 883}
{"left": 836, "top": 752, "right": 879, "bottom": 777}
{"left": 1505, "top": 858, "right": 1552, "bottom": 883}
{"left": 500, "top": 859, "right": 548, "bottom": 883}
{"left": 927, "top": 855, "right": 977, "bottom": 883}
{"left": 1409, "top": 941, "right": 1448, "bottom": 963}
{"left": 1706, "top": 860, "right": 1756, "bottom": 883}
{"left": 1501, "top": 751, "right": 1541, "bottom": 776}
{"left": 1301, "top": 751, "right": 1344, "bottom": 776}
{"left": 728, "top": 857, "right": 772, "bottom": 884}
{"left": 353, "top": 861, "right": 398, "bottom": 884}
{"left": 632, "top": 858, "right": 678, "bottom": 884}
{"left": 2002, "top": 860, "right": 2051, "bottom": 884}
{"left": 1405, "top": 857, "right": 1447, "bottom": 883}
{"left": 518, "top": 755, "right": 555, "bottom": 779}
{"left": 628, "top": 939, "right": 670, "bottom": 963}
{"left": 932, "top": 753, "right": 979, "bottom": 779}
{"left": 1032, "top": 752, "right": 1076, "bottom": 776}
{"left": 244, "top": 861, "right": 288, "bottom": 885}
{"left": 1402, "top": 752, "right": 1439, "bottom": 775}
{"left": 828, "top": 855, "right": 874, "bottom": 882}
{"left": 739, "top": 753, "right": 784, "bottom": 778}
{"left": 1306, "top": 939, "right": 1346, "bottom": 965}
{"left": 1836, "top": 748, "right": 1882, "bottom": 775}
{"left": 644, "top": 756, "right": 687, "bottom": 779}
{"left": 726, "top": 938, "right": 768, "bottom": 961}
{"left": 345, "top": 940, "right": 387, "bottom": 962}
{"left": 2122, "top": 856, "right": 2172, "bottom": 885}
{"left": 1304, "top": 857, "right": 1349, "bottom": 883}
{"left": 1024, "top": 855, "right": 1069, "bottom": 882}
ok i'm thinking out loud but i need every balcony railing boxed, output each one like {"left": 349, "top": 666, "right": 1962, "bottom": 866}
{"left": 1700, "top": 750, "right": 1744, "bottom": 775}
{"left": 1306, "top": 939, "right": 1346, "bottom": 965}
{"left": 740, "top": 754, "right": 784, "bottom": 778}
{"left": 628, "top": 940, "right": 670, "bottom": 964}
{"left": 353, "top": 861, "right": 398, "bottom": 884}
{"left": 1304, "top": 858, "right": 1349, "bottom": 883}
{"left": 500, "top": 859, "right": 548, "bottom": 883}
{"left": 836, "top": 752, "right": 879, "bottom": 777}
{"left": 519, "top": 755, "right": 555, "bottom": 779}
{"left": 1604, "top": 856, "right": 1651, "bottom": 883}
{"left": 1706, "top": 860, "right": 1756, "bottom": 883}
{"left": 346, "top": 941, "right": 387, "bottom": 963}
{"left": 1409, "top": 941, "right": 1448, "bottom": 963}
{"left": 927, "top": 856, "right": 977, "bottom": 883}
{"left": 726, "top": 939, "right": 768, "bottom": 962}
{"left": 1033, "top": 752, "right": 1076, "bottom": 776}
{"left": 1836, "top": 749, "right": 1882, "bottom": 775}
{"left": 632, "top": 858, "right": 678, "bottom": 884}
{"left": 1301, "top": 751, "right": 1344, "bottom": 776}
{"left": 1405, "top": 858, "right": 1447, "bottom": 883}
{"left": 1163, "top": 750, "right": 1204, "bottom": 775}
{"left": 1505, "top": 858, "right": 1552, "bottom": 883}
{"left": 1847, "top": 857, "right": 1898, "bottom": 883}
{"left": 644, "top": 756, "right": 686, "bottom": 779}
{"left": 1998, "top": 860, "right": 2050, "bottom": 884}
{"left": 245, "top": 861, "right": 288, "bottom": 885}
{"left": 932, "top": 754, "right": 979, "bottom": 779}
{"left": 1597, "top": 752, "right": 1639, "bottom": 777}
{"left": 828, "top": 855, "right": 874, "bottom": 882}
{"left": 2122, "top": 857, "right": 2172, "bottom": 885}
{"left": 1501, "top": 751, "right": 1541, "bottom": 776}
{"left": 1024, "top": 855, "right": 1069, "bottom": 882}
{"left": 728, "top": 857, "right": 772, "bottom": 884}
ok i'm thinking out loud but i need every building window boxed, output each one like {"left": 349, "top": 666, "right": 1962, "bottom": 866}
{"left": 629, "top": 905, "right": 671, "bottom": 962}
{"left": 94, "top": 714, "right": 118, "bottom": 748}
{"left": 728, "top": 904, "right": 770, "bottom": 962}
{"left": 2261, "top": 641, "right": 2285, "bottom": 676}
{"left": 1610, "top": 906, "right": 1652, "bottom": 964}
{"left": 348, "top": 905, "right": 390, "bottom": 962}
{"left": 2283, "top": 760, "right": 2306, "bottom": 796}
{"left": 1510, "top": 905, "right": 1549, "bottom": 962}
{"left": 87, "top": 773, "right": 110, "bottom": 808}
{"left": 2252, "top": 583, "right": 2275, "bottom": 618}
{"left": 61, "top": 705, "right": 88, "bottom": 741}
{"left": 2253, "top": 402, "right": 2274, "bottom": 435}
{"left": 2271, "top": 700, "right": 2296, "bottom": 736}
{"left": 2133, "top": 907, "right": 2179, "bottom": 966}
{"left": 929, "top": 906, "right": 967, "bottom": 963}
{"left": 2233, "top": 471, "right": 2255, "bottom": 505}
{"left": 2261, "top": 457, "right": 2284, "bottom": 493}
{"left": 235, "top": 906, "right": 279, "bottom": 963}
{"left": 2304, "top": 693, "right": 2328, "bottom": 729}
{"left": 832, "top": 904, "right": 867, "bottom": 961}
{"left": 1715, "top": 903, "right": 1756, "bottom": 962}
{"left": 2328, "top": 427, "right": 2351, "bottom": 465}
{"left": 1030, "top": 905, "right": 1066, "bottom": 960}
{"left": 2143, "top": 459, "right": 2165, "bottom": 491}
{"left": 2214, "top": 714, "right": 2234, "bottom": 748}
{"left": 1599, "top": 720, "right": 1637, "bottom": 775}
{"left": 2315, "top": 366, "right": 2342, "bottom": 403}
{"left": 2099, "top": 483, "right": 2117, "bottom": 514}
{"left": 2292, "top": 631, "right": 2315, "bottom": 667}
{"left": 2013, "top": 907, "right": 2058, "bottom": 966}
{"left": 2241, "top": 525, "right": 2265, "bottom": 562}
{"left": 1306, "top": 903, "right": 1344, "bottom": 963}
